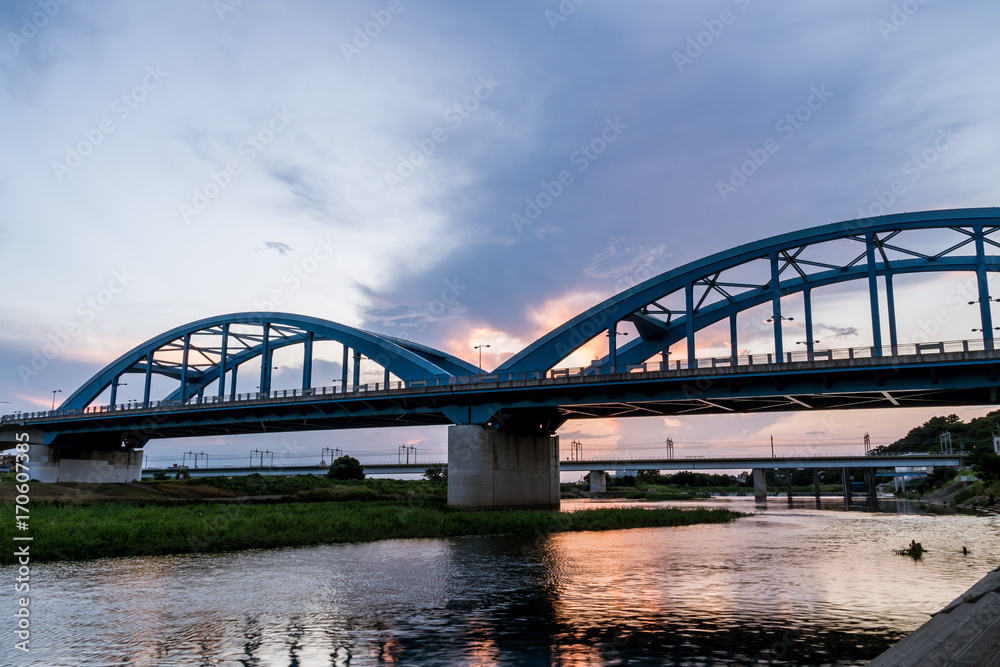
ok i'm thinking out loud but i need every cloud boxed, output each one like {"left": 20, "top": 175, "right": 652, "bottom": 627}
{"left": 582, "top": 237, "right": 673, "bottom": 287}
{"left": 255, "top": 241, "right": 294, "bottom": 256}
{"left": 819, "top": 325, "right": 861, "bottom": 339}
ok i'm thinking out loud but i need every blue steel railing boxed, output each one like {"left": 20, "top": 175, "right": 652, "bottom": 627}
{"left": 2, "top": 337, "right": 995, "bottom": 423}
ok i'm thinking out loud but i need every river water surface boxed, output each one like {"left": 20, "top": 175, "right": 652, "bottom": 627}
{"left": 3, "top": 497, "right": 999, "bottom": 666}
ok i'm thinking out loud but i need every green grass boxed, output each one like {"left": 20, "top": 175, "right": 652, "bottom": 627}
{"left": 953, "top": 479, "right": 1000, "bottom": 505}
{"left": 0, "top": 501, "right": 747, "bottom": 564}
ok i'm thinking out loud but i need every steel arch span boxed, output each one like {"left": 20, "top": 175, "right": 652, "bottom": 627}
{"left": 498, "top": 207, "right": 1000, "bottom": 375}
{"left": 61, "top": 312, "right": 479, "bottom": 410}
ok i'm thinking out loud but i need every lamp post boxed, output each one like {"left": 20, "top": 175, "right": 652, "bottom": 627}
{"left": 474, "top": 344, "right": 491, "bottom": 372}
{"left": 795, "top": 340, "right": 820, "bottom": 358}
{"left": 51, "top": 389, "right": 62, "bottom": 410}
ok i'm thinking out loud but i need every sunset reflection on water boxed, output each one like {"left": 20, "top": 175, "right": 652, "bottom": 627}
{"left": 3, "top": 498, "right": 998, "bottom": 665}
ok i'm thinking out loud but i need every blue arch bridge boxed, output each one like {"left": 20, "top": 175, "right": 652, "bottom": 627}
{"left": 3, "top": 208, "right": 997, "bottom": 508}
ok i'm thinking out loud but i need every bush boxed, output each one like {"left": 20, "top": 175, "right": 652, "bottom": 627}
{"left": 973, "top": 453, "right": 1000, "bottom": 483}
{"left": 423, "top": 464, "right": 447, "bottom": 483}
{"left": 327, "top": 455, "right": 365, "bottom": 481}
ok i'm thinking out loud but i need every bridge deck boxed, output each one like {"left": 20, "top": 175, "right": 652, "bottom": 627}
{"left": 3, "top": 341, "right": 1000, "bottom": 444}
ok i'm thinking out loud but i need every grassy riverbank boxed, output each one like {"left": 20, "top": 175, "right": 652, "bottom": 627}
{"left": 0, "top": 499, "right": 746, "bottom": 564}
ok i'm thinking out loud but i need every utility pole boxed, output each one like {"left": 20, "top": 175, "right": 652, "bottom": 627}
{"left": 666, "top": 438, "right": 674, "bottom": 459}
{"left": 864, "top": 433, "right": 871, "bottom": 455}
{"left": 771, "top": 435, "right": 775, "bottom": 458}
{"left": 940, "top": 432, "right": 953, "bottom": 455}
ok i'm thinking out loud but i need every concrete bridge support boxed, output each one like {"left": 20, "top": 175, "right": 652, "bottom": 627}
{"left": 0, "top": 428, "right": 143, "bottom": 483}
{"left": 752, "top": 468, "right": 767, "bottom": 501}
{"left": 842, "top": 467, "right": 852, "bottom": 506}
{"left": 447, "top": 425, "right": 560, "bottom": 509}
{"left": 895, "top": 475, "right": 907, "bottom": 494}
{"left": 589, "top": 470, "right": 607, "bottom": 493}
{"left": 865, "top": 469, "right": 877, "bottom": 501}
{"left": 28, "top": 443, "right": 142, "bottom": 483}
{"left": 814, "top": 470, "right": 821, "bottom": 501}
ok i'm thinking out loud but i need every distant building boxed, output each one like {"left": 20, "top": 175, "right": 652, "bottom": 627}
{"left": 0, "top": 453, "right": 17, "bottom": 472}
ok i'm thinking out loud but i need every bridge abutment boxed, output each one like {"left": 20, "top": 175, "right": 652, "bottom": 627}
{"left": 44, "top": 444, "right": 142, "bottom": 483}
{"left": 447, "top": 425, "right": 560, "bottom": 509}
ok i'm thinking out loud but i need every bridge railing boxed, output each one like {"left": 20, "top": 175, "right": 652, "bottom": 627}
{"left": 2, "top": 337, "right": 995, "bottom": 422}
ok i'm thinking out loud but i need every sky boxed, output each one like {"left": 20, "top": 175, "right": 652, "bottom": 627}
{"left": 1, "top": 0, "right": 999, "bottom": 472}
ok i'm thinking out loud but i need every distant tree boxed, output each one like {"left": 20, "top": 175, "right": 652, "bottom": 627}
{"left": 327, "top": 455, "right": 365, "bottom": 481}
{"left": 423, "top": 464, "right": 447, "bottom": 483}
{"left": 152, "top": 471, "right": 169, "bottom": 481}
{"left": 973, "top": 453, "right": 1000, "bottom": 483}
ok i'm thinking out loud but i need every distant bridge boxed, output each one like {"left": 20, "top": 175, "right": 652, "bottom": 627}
{"left": 141, "top": 452, "right": 960, "bottom": 477}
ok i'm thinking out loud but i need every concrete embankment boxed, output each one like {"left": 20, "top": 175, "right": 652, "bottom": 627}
{"left": 869, "top": 565, "right": 1000, "bottom": 666}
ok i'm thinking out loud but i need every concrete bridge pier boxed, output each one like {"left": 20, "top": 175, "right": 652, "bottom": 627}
{"left": 813, "top": 471, "right": 821, "bottom": 501}
{"left": 865, "top": 469, "right": 878, "bottom": 502}
{"left": 447, "top": 425, "right": 560, "bottom": 509}
{"left": 842, "top": 467, "right": 853, "bottom": 507}
{"left": 589, "top": 470, "right": 607, "bottom": 493}
{"left": 752, "top": 468, "right": 767, "bottom": 501}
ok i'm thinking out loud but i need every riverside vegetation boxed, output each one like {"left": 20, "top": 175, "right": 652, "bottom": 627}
{"left": 0, "top": 474, "right": 747, "bottom": 564}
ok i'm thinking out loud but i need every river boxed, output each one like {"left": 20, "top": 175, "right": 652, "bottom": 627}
{"left": 3, "top": 497, "right": 998, "bottom": 666}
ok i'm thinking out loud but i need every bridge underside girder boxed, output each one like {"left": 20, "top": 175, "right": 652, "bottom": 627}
{"left": 16, "top": 351, "right": 1000, "bottom": 446}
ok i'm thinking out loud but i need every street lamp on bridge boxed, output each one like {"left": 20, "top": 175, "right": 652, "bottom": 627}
{"left": 51, "top": 389, "right": 62, "bottom": 410}
{"left": 473, "top": 344, "right": 491, "bottom": 371}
